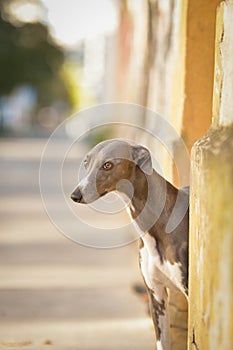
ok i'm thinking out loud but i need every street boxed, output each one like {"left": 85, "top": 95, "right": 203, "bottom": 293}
{"left": 0, "top": 139, "right": 155, "bottom": 350}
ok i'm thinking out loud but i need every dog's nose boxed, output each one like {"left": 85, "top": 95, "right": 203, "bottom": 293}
{"left": 70, "top": 189, "right": 83, "bottom": 203}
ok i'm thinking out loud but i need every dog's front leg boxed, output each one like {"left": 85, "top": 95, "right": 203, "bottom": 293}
{"left": 147, "top": 283, "right": 169, "bottom": 350}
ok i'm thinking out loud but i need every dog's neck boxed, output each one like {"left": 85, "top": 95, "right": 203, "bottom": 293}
{"left": 122, "top": 166, "right": 178, "bottom": 238}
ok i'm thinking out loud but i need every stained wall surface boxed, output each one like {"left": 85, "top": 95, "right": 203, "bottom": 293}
{"left": 115, "top": 1, "right": 232, "bottom": 349}
{"left": 188, "top": 1, "right": 233, "bottom": 349}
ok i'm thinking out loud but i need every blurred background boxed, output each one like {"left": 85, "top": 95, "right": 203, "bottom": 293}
{"left": 0, "top": 1, "right": 156, "bottom": 349}
{"left": 0, "top": 0, "right": 120, "bottom": 139}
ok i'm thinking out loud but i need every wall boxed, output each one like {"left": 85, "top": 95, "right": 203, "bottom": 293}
{"left": 116, "top": 0, "right": 221, "bottom": 181}
{"left": 115, "top": 0, "right": 232, "bottom": 349}
{"left": 188, "top": 1, "right": 233, "bottom": 349}
{"left": 116, "top": 2, "right": 189, "bottom": 349}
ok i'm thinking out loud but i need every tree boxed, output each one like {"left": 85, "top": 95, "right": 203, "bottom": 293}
{"left": 0, "top": 2, "right": 71, "bottom": 108}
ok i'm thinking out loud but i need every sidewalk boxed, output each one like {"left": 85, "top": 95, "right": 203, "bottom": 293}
{"left": 0, "top": 139, "right": 155, "bottom": 350}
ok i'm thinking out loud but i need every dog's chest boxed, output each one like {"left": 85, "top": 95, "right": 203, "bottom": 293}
{"left": 139, "top": 233, "right": 184, "bottom": 292}
{"left": 125, "top": 202, "right": 185, "bottom": 293}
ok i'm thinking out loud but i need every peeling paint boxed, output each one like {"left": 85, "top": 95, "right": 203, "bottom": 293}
{"left": 191, "top": 328, "right": 200, "bottom": 350}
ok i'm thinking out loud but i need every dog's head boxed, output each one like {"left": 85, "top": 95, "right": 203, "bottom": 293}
{"left": 70, "top": 139, "right": 152, "bottom": 204}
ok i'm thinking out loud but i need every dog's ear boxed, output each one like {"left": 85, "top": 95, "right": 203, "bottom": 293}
{"left": 132, "top": 145, "right": 153, "bottom": 175}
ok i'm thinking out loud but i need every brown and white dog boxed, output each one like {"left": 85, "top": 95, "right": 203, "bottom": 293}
{"left": 71, "top": 139, "right": 189, "bottom": 350}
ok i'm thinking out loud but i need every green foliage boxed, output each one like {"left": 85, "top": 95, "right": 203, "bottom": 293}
{"left": 0, "top": 9, "right": 71, "bottom": 108}
{"left": 86, "top": 126, "right": 113, "bottom": 148}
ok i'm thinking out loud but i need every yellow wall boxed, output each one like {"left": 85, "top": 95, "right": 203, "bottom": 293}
{"left": 181, "top": 0, "right": 222, "bottom": 151}
{"left": 115, "top": 1, "right": 232, "bottom": 349}
{"left": 188, "top": 1, "right": 233, "bottom": 349}
{"left": 170, "top": 0, "right": 222, "bottom": 188}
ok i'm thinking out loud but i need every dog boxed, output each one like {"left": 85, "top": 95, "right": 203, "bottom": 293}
{"left": 71, "top": 139, "right": 189, "bottom": 350}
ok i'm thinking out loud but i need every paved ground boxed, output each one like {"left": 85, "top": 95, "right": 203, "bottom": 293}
{"left": 0, "top": 139, "right": 155, "bottom": 350}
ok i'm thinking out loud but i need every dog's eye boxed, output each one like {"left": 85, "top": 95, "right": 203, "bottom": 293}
{"left": 102, "top": 161, "right": 113, "bottom": 170}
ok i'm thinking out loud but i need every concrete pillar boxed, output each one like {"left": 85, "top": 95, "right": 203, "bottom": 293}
{"left": 188, "top": 1, "right": 233, "bottom": 349}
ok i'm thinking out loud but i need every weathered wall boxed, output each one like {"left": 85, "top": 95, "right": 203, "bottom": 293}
{"left": 188, "top": 1, "right": 233, "bottom": 349}
{"left": 116, "top": 2, "right": 189, "bottom": 349}
{"left": 115, "top": 0, "right": 232, "bottom": 349}
{"left": 116, "top": 0, "right": 221, "bottom": 182}
{"left": 180, "top": 0, "right": 222, "bottom": 151}
{"left": 171, "top": 0, "right": 222, "bottom": 186}
{"left": 116, "top": 0, "right": 149, "bottom": 106}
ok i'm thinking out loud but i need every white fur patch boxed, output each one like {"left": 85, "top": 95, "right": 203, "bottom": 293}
{"left": 121, "top": 193, "right": 185, "bottom": 294}
{"left": 78, "top": 176, "right": 89, "bottom": 189}
{"left": 125, "top": 205, "right": 145, "bottom": 238}
{"left": 156, "top": 340, "right": 163, "bottom": 350}
{"left": 140, "top": 232, "right": 184, "bottom": 293}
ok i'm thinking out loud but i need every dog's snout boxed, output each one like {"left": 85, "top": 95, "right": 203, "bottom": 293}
{"left": 71, "top": 189, "right": 83, "bottom": 203}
